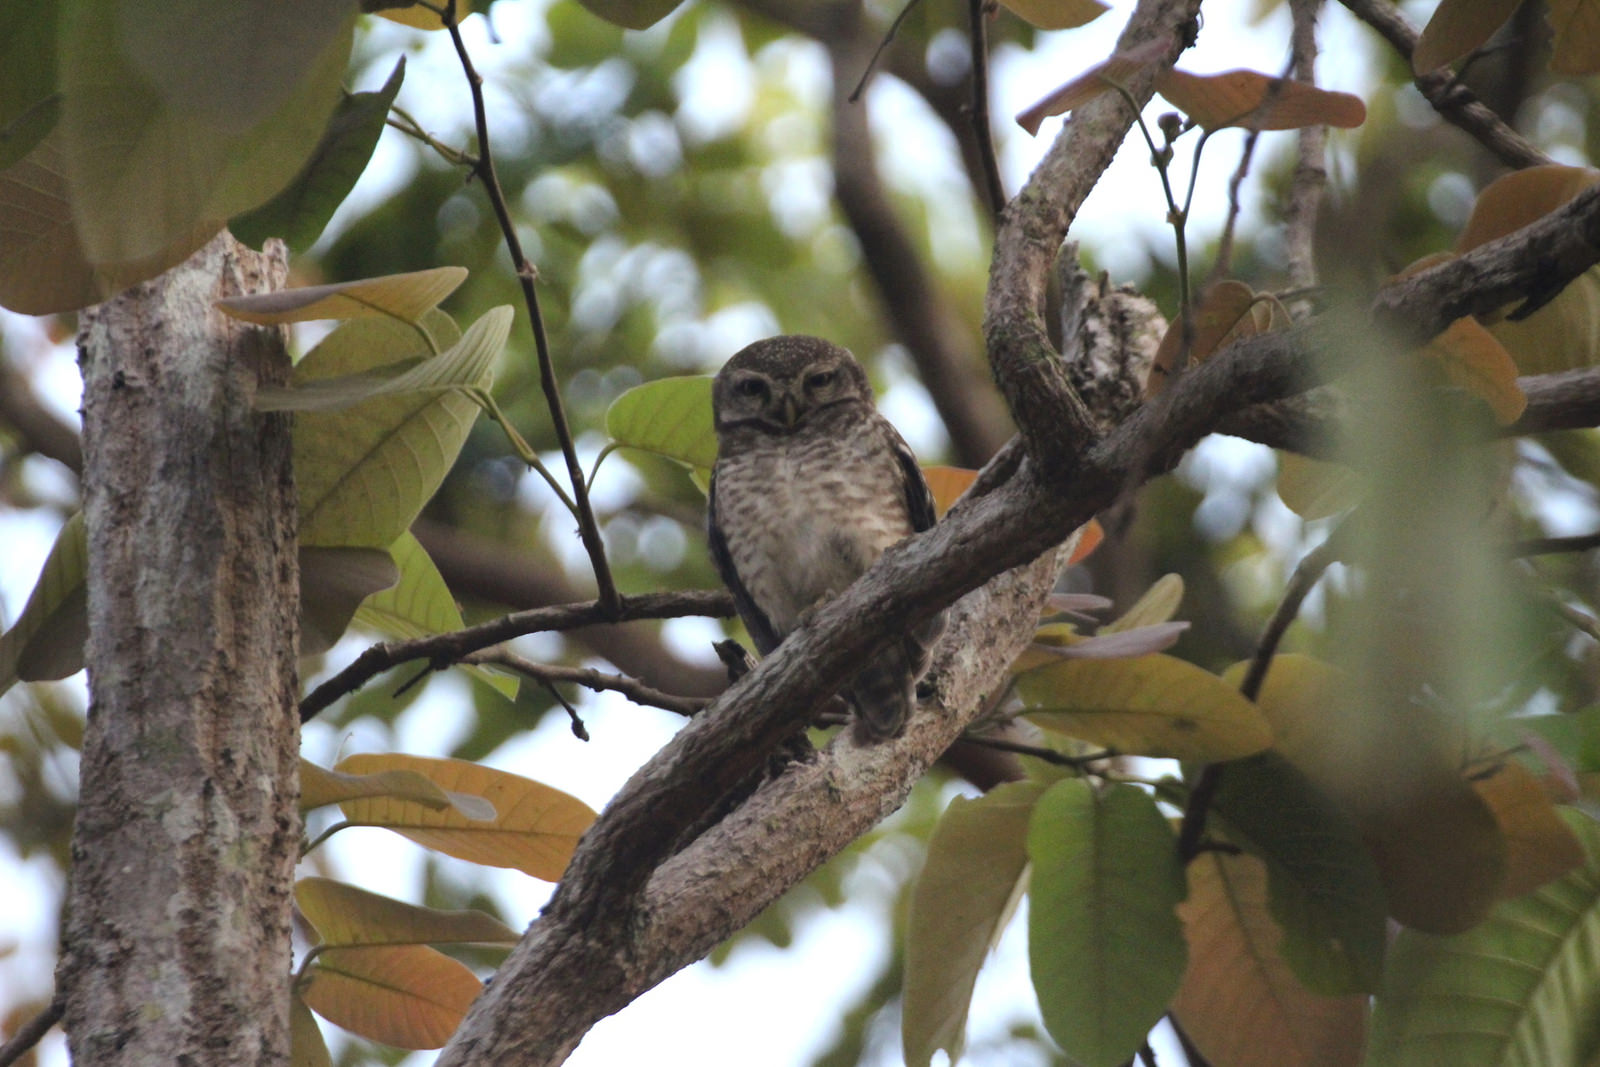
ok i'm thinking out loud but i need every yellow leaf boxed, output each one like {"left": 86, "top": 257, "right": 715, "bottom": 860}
{"left": 1103, "top": 574, "right": 1184, "bottom": 633}
{"left": 301, "top": 945, "right": 478, "bottom": 1049}
{"left": 295, "top": 877, "right": 520, "bottom": 948}
{"left": 367, "top": 0, "right": 469, "bottom": 30}
{"left": 996, "top": 0, "right": 1108, "bottom": 30}
{"left": 216, "top": 266, "right": 468, "bottom": 325}
{"left": 1276, "top": 452, "right": 1363, "bottom": 520}
{"left": 334, "top": 753, "right": 596, "bottom": 880}
{"left": 1173, "top": 849, "right": 1367, "bottom": 1067}
{"left": 1018, "top": 655, "right": 1273, "bottom": 761}
{"left": 1155, "top": 69, "right": 1366, "bottom": 131}
{"left": 1413, "top": 0, "right": 1520, "bottom": 72}
{"left": 1425, "top": 317, "right": 1527, "bottom": 424}
{"left": 1471, "top": 761, "right": 1585, "bottom": 899}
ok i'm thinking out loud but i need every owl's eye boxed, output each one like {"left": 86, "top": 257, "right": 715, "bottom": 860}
{"left": 805, "top": 370, "right": 837, "bottom": 390}
{"left": 734, "top": 377, "right": 767, "bottom": 398}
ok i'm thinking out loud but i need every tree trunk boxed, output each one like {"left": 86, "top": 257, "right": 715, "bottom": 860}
{"left": 57, "top": 233, "right": 300, "bottom": 1066}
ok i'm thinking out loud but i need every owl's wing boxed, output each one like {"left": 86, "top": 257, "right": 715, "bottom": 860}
{"left": 890, "top": 425, "right": 938, "bottom": 534}
{"left": 707, "top": 470, "right": 784, "bottom": 655}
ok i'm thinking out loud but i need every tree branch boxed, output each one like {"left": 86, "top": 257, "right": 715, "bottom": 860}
{"left": 298, "top": 590, "right": 733, "bottom": 722}
{"left": 1339, "top": 0, "right": 1550, "bottom": 170}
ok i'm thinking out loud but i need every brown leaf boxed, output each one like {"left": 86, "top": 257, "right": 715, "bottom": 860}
{"left": 1424, "top": 317, "right": 1527, "bottom": 424}
{"left": 1173, "top": 849, "right": 1367, "bottom": 1067}
{"left": 1550, "top": 0, "right": 1600, "bottom": 74}
{"left": 1015, "top": 38, "right": 1171, "bottom": 136}
{"left": 301, "top": 945, "right": 479, "bottom": 1049}
{"left": 922, "top": 466, "right": 978, "bottom": 517}
{"left": 1471, "top": 761, "right": 1585, "bottom": 898}
{"left": 1148, "top": 280, "right": 1259, "bottom": 394}
{"left": 1413, "top": 0, "right": 1521, "bottom": 72}
{"left": 1456, "top": 164, "right": 1600, "bottom": 254}
{"left": 1155, "top": 69, "right": 1366, "bottom": 131}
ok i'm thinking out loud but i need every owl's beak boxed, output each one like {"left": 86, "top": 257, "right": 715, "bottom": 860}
{"left": 779, "top": 392, "right": 802, "bottom": 428}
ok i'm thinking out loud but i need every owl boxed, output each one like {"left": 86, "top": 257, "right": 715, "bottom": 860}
{"left": 707, "top": 335, "right": 944, "bottom": 742}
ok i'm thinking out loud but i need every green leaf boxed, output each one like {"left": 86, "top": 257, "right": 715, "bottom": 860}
{"left": 1366, "top": 810, "right": 1600, "bottom": 1066}
{"left": 292, "top": 310, "right": 488, "bottom": 548}
{"left": 0, "top": 512, "right": 86, "bottom": 693}
{"left": 997, "top": 0, "right": 1108, "bottom": 30}
{"left": 1173, "top": 849, "right": 1368, "bottom": 1067}
{"left": 296, "top": 876, "right": 519, "bottom": 948}
{"left": 301, "top": 945, "right": 478, "bottom": 1050}
{"left": 218, "top": 266, "right": 469, "bottom": 326}
{"left": 574, "top": 0, "right": 686, "bottom": 30}
{"left": 298, "top": 546, "right": 400, "bottom": 657}
{"left": 334, "top": 753, "right": 596, "bottom": 880}
{"left": 1210, "top": 753, "right": 1388, "bottom": 995}
{"left": 604, "top": 375, "right": 717, "bottom": 473}
{"left": 0, "top": 93, "right": 59, "bottom": 173}
{"left": 352, "top": 533, "right": 518, "bottom": 701}
{"left": 0, "top": 132, "right": 198, "bottom": 314}
{"left": 256, "top": 304, "right": 510, "bottom": 412}
{"left": 58, "top": 0, "right": 354, "bottom": 267}
{"left": 903, "top": 780, "right": 1046, "bottom": 1067}
{"left": 231, "top": 57, "right": 405, "bottom": 252}
{"left": 1027, "top": 780, "right": 1187, "bottom": 1067}
{"left": 1019, "top": 655, "right": 1274, "bottom": 761}
{"left": 0, "top": 0, "right": 58, "bottom": 138}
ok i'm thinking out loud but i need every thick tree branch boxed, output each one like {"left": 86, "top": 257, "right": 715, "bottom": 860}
{"left": 1339, "top": 0, "right": 1550, "bottom": 170}
{"left": 984, "top": 0, "right": 1202, "bottom": 466}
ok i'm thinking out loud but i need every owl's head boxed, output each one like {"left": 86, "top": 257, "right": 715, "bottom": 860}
{"left": 712, "top": 335, "right": 873, "bottom": 436}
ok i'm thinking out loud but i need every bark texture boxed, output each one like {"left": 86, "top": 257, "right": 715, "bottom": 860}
{"left": 58, "top": 233, "right": 299, "bottom": 1066}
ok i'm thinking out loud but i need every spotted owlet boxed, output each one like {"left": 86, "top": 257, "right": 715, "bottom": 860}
{"left": 707, "top": 335, "right": 944, "bottom": 742}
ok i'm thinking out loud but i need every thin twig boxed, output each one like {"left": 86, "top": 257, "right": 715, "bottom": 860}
{"left": 1338, "top": 0, "right": 1549, "bottom": 169}
{"left": 439, "top": 4, "right": 620, "bottom": 614}
{"left": 1178, "top": 523, "right": 1349, "bottom": 862}
{"left": 1512, "top": 531, "right": 1600, "bottom": 557}
{"left": 849, "top": 0, "right": 925, "bottom": 102}
{"left": 0, "top": 998, "right": 63, "bottom": 1067}
{"left": 467, "top": 647, "right": 711, "bottom": 718}
{"left": 298, "top": 590, "right": 735, "bottom": 722}
{"left": 958, "top": 733, "right": 1115, "bottom": 767}
{"left": 967, "top": 0, "right": 1007, "bottom": 218}
{"left": 1208, "top": 125, "right": 1262, "bottom": 282}
{"left": 540, "top": 678, "right": 590, "bottom": 740}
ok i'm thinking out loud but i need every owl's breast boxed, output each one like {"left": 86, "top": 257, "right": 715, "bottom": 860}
{"left": 716, "top": 430, "right": 913, "bottom": 639}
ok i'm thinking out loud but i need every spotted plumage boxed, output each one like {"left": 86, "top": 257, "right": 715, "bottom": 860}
{"left": 707, "top": 335, "right": 944, "bottom": 742}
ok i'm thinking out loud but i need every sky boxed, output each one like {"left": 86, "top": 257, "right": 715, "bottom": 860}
{"left": 0, "top": 1, "right": 1381, "bottom": 1064}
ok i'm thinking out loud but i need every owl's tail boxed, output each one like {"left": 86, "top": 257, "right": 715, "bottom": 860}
{"left": 845, "top": 612, "right": 945, "bottom": 743}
